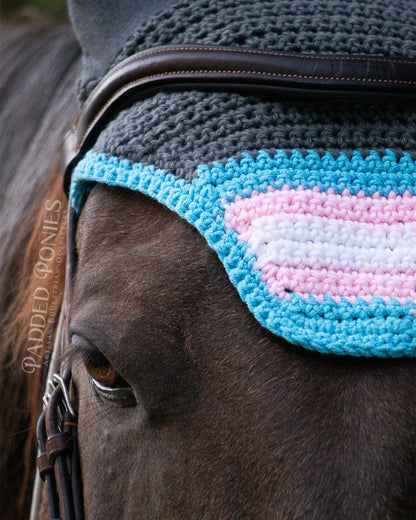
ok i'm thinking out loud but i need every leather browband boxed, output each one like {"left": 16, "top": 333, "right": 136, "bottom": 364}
{"left": 63, "top": 44, "right": 416, "bottom": 193}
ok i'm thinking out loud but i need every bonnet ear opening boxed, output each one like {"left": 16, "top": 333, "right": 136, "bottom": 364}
{"left": 66, "top": 0, "right": 178, "bottom": 102}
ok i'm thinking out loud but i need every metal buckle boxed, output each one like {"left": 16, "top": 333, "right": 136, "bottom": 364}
{"left": 43, "top": 373, "right": 75, "bottom": 418}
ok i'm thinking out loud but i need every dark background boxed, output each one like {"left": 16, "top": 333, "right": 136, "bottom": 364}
{"left": 1, "top": 0, "right": 68, "bottom": 21}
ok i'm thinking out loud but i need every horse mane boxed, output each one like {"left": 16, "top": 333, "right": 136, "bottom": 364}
{"left": 0, "top": 21, "right": 80, "bottom": 519}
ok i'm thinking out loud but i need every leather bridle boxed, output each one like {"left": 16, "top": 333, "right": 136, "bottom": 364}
{"left": 32, "top": 44, "right": 416, "bottom": 520}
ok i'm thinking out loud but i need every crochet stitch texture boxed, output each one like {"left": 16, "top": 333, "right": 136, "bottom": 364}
{"left": 88, "top": 0, "right": 416, "bottom": 181}
{"left": 71, "top": 149, "right": 416, "bottom": 358}
{"left": 72, "top": 0, "right": 416, "bottom": 358}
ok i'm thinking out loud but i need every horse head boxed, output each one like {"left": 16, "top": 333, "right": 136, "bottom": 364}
{"left": 53, "top": 1, "right": 416, "bottom": 517}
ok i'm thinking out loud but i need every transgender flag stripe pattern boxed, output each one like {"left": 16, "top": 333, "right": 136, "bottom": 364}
{"left": 223, "top": 186, "right": 416, "bottom": 305}
{"left": 70, "top": 148, "right": 416, "bottom": 358}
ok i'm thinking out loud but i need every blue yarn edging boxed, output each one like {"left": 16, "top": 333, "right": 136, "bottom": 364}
{"left": 70, "top": 149, "right": 416, "bottom": 358}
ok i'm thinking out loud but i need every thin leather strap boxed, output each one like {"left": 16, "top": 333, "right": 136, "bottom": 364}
{"left": 63, "top": 44, "right": 416, "bottom": 193}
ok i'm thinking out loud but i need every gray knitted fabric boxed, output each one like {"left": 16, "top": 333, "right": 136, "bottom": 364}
{"left": 89, "top": 0, "right": 416, "bottom": 180}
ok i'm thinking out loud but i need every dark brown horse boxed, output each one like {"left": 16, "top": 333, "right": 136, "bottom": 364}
{"left": 1, "top": 1, "right": 416, "bottom": 519}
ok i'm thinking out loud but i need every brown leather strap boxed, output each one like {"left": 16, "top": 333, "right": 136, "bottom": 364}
{"left": 46, "top": 432, "right": 73, "bottom": 462}
{"left": 40, "top": 370, "right": 83, "bottom": 520}
{"left": 63, "top": 44, "right": 416, "bottom": 192}
{"left": 36, "top": 452, "right": 53, "bottom": 479}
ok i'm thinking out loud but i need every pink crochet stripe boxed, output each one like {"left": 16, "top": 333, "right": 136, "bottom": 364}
{"left": 261, "top": 263, "right": 416, "bottom": 304}
{"left": 224, "top": 186, "right": 416, "bottom": 235}
{"left": 223, "top": 185, "right": 416, "bottom": 305}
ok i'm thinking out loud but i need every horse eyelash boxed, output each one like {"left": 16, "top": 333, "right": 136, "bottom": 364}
{"left": 64, "top": 342, "right": 107, "bottom": 370}
{"left": 63, "top": 343, "right": 83, "bottom": 368}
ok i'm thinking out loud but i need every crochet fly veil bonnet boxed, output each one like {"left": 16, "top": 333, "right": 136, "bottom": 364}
{"left": 70, "top": 0, "right": 416, "bottom": 358}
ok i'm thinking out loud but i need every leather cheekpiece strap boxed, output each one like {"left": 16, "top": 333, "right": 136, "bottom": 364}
{"left": 36, "top": 453, "right": 53, "bottom": 481}
{"left": 37, "top": 370, "right": 83, "bottom": 520}
{"left": 63, "top": 44, "right": 416, "bottom": 194}
{"left": 46, "top": 432, "right": 73, "bottom": 463}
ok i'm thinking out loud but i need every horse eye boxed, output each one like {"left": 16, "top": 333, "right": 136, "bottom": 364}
{"left": 71, "top": 334, "right": 136, "bottom": 406}
{"left": 85, "top": 357, "right": 137, "bottom": 407}
{"left": 84, "top": 357, "right": 127, "bottom": 388}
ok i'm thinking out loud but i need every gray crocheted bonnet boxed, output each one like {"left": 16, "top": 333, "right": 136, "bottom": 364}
{"left": 78, "top": 0, "right": 416, "bottom": 171}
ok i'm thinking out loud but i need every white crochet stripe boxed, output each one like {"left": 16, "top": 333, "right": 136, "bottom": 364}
{"left": 240, "top": 214, "right": 416, "bottom": 272}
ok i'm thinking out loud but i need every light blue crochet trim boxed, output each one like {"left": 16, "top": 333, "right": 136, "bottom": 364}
{"left": 70, "top": 149, "right": 416, "bottom": 358}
